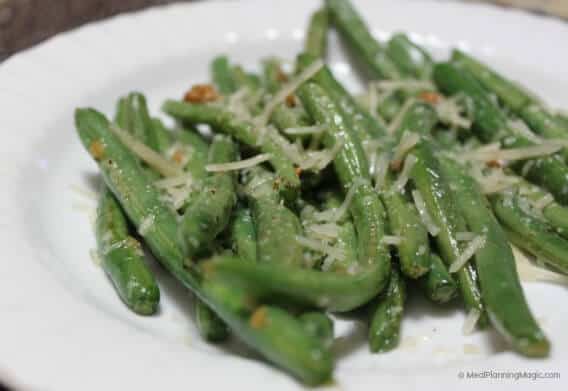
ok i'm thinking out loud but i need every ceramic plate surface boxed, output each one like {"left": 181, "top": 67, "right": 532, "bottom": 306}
{"left": 1, "top": 0, "right": 567, "bottom": 390}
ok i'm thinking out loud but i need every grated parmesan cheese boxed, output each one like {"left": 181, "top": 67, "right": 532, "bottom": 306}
{"left": 462, "top": 308, "right": 481, "bottom": 335}
{"left": 110, "top": 125, "right": 183, "bottom": 177}
{"left": 412, "top": 190, "right": 440, "bottom": 236}
{"left": 381, "top": 235, "right": 402, "bottom": 246}
{"left": 387, "top": 98, "right": 416, "bottom": 134}
{"left": 295, "top": 235, "right": 346, "bottom": 261}
{"left": 390, "top": 131, "right": 420, "bottom": 170}
{"left": 508, "top": 119, "right": 542, "bottom": 144}
{"left": 459, "top": 142, "right": 562, "bottom": 163}
{"left": 283, "top": 125, "right": 325, "bottom": 136}
{"left": 512, "top": 245, "right": 568, "bottom": 286}
{"left": 89, "top": 248, "right": 102, "bottom": 266}
{"left": 154, "top": 173, "right": 194, "bottom": 189}
{"left": 70, "top": 184, "right": 98, "bottom": 202}
{"left": 475, "top": 169, "right": 520, "bottom": 194}
{"left": 374, "top": 153, "right": 391, "bottom": 191}
{"left": 301, "top": 137, "right": 344, "bottom": 171}
{"left": 533, "top": 194, "right": 554, "bottom": 210}
{"left": 321, "top": 255, "right": 338, "bottom": 272}
{"left": 435, "top": 95, "right": 472, "bottom": 129}
{"left": 313, "top": 179, "right": 364, "bottom": 223}
{"left": 206, "top": 153, "right": 272, "bottom": 172}
{"left": 257, "top": 59, "right": 324, "bottom": 126}
{"left": 449, "top": 235, "right": 486, "bottom": 273}
{"left": 390, "top": 154, "right": 417, "bottom": 194}
{"left": 306, "top": 223, "right": 340, "bottom": 240}
{"left": 138, "top": 214, "right": 155, "bottom": 236}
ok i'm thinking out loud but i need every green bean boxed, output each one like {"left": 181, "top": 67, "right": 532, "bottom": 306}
{"left": 409, "top": 141, "right": 486, "bottom": 323}
{"left": 243, "top": 167, "right": 304, "bottom": 267}
{"left": 230, "top": 207, "right": 257, "bottom": 262}
{"left": 452, "top": 50, "right": 568, "bottom": 154}
{"left": 113, "top": 97, "right": 161, "bottom": 182}
{"left": 297, "top": 82, "right": 370, "bottom": 185}
{"left": 326, "top": 0, "right": 401, "bottom": 80}
{"left": 298, "top": 83, "right": 390, "bottom": 286}
{"left": 96, "top": 188, "right": 160, "bottom": 315}
{"left": 377, "top": 92, "right": 403, "bottom": 123}
{"left": 162, "top": 100, "right": 300, "bottom": 188}
{"left": 433, "top": 62, "right": 506, "bottom": 143}
{"left": 305, "top": 8, "right": 329, "bottom": 58}
{"left": 262, "top": 58, "right": 312, "bottom": 134}
{"left": 387, "top": 33, "right": 433, "bottom": 79}
{"left": 297, "top": 52, "right": 387, "bottom": 140}
{"left": 492, "top": 193, "right": 568, "bottom": 275}
{"left": 263, "top": 58, "right": 286, "bottom": 94}
{"left": 195, "top": 300, "right": 229, "bottom": 342}
{"left": 115, "top": 97, "right": 131, "bottom": 132}
{"left": 204, "top": 85, "right": 391, "bottom": 312}
{"left": 241, "top": 305, "right": 333, "bottom": 385}
{"left": 368, "top": 268, "right": 405, "bottom": 353}
{"left": 299, "top": 312, "right": 334, "bottom": 347}
{"left": 211, "top": 55, "right": 237, "bottom": 94}
{"left": 440, "top": 158, "right": 549, "bottom": 357}
{"left": 451, "top": 49, "right": 532, "bottom": 111}
{"left": 520, "top": 104, "right": 568, "bottom": 143}
{"left": 176, "top": 127, "right": 210, "bottom": 181}
{"left": 150, "top": 117, "right": 173, "bottom": 154}
{"left": 200, "top": 280, "right": 332, "bottom": 385}
{"left": 377, "top": 101, "right": 436, "bottom": 279}
{"left": 515, "top": 179, "right": 568, "bottom": 239}
{"left": 253, "top": 197, "right": 304, "bottom": 267}
{"left": 231, "top": 65, "right": 261, "bottom": 91}
{"left": 434, "top": 62, "right": 568, "bottom": 204}
{"left": 179, "top": 135, "right": 237, "bottom": 257}
{"left": 120, "top": 93, "right": 161, "bottom": 152}
{"left": 318, "top": 194, "right": 359, "bottom": 273}
{"left": 419, "top": 253, "right": 457, "bottom": 304}
{"left": 202, "top": 249, "right": 387, "bottom": 312}
{"left": 76, "top": 108, "right": 332, "bottom": 385}
{"left": 392, "top": 101, "right": 438, "bottom": 140}
{"left": 77, "top": 108, "right": 186, "bottom": 266}
{"left": 556, "top": 113, "right": 568, "bottom": 129}
{"left": 503, "top": 135, "right": 568, "bottom": 205}
{"left": 381, "top": 178, "right": 430, "bottom": 278}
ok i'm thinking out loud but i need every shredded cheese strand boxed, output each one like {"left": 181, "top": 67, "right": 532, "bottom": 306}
{"left": 459, "top": 142, "right": 562, "bottom": 162}
{"left": 512, "top": 245, "right": 568, "bottom": 286}
{"left": 508, "top": 119, "right": 542, "bottom": 144}
{"left": 462, "top": 308, "right": 482, "bottom": 335}
{"left": 374, "top": 153, "right": 391, "bottom": 191}
{"left": 387, "top": 98, "right": 416, "bottom": 134}
{"left": 283, "top": 125, "right": 325, "bottom": 135}
{"left": 138, "top": 214, "right": 156, "bottom": 236}
{"left": 258, "top": 60, "right": 324, "bottom": 126}
{"left": 381, "top": 235, "right": 403, "bottom": 246}
{"left": 533, "top": 194, "right": 555, "bottom": 210}
{"left": 449, "top": 235, "right": 486, "bottom": 273}
{"left": 391, "top": 131, "right": 420, "bottom": 169}
{"left": 110, "top": 125, "right": 183, "bottom": 177}
{"left": 206, "top": 153, "right": 273, "bottom": 172}
{"left": 391, "top": 154, "right": 417, "bottom": 193}
{"left": 306, "top": 223, "right": 340, "bottom": 240}
{"left": 295, "top": 235, "right": 346, "bottom": 261}
{"left": 154, "top": 173, "right": 194, "bottom": 189}
{"left": 412, "top": 190, "right": 440, "bottom": 236}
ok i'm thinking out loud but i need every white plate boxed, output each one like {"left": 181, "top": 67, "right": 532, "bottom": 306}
{"left": 1, "top": 0, "right": 567, "bottom": 390}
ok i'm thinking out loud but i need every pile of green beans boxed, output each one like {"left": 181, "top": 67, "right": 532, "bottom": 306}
{"left": 75, "top": 0, "right": 568, "bottom": 384}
